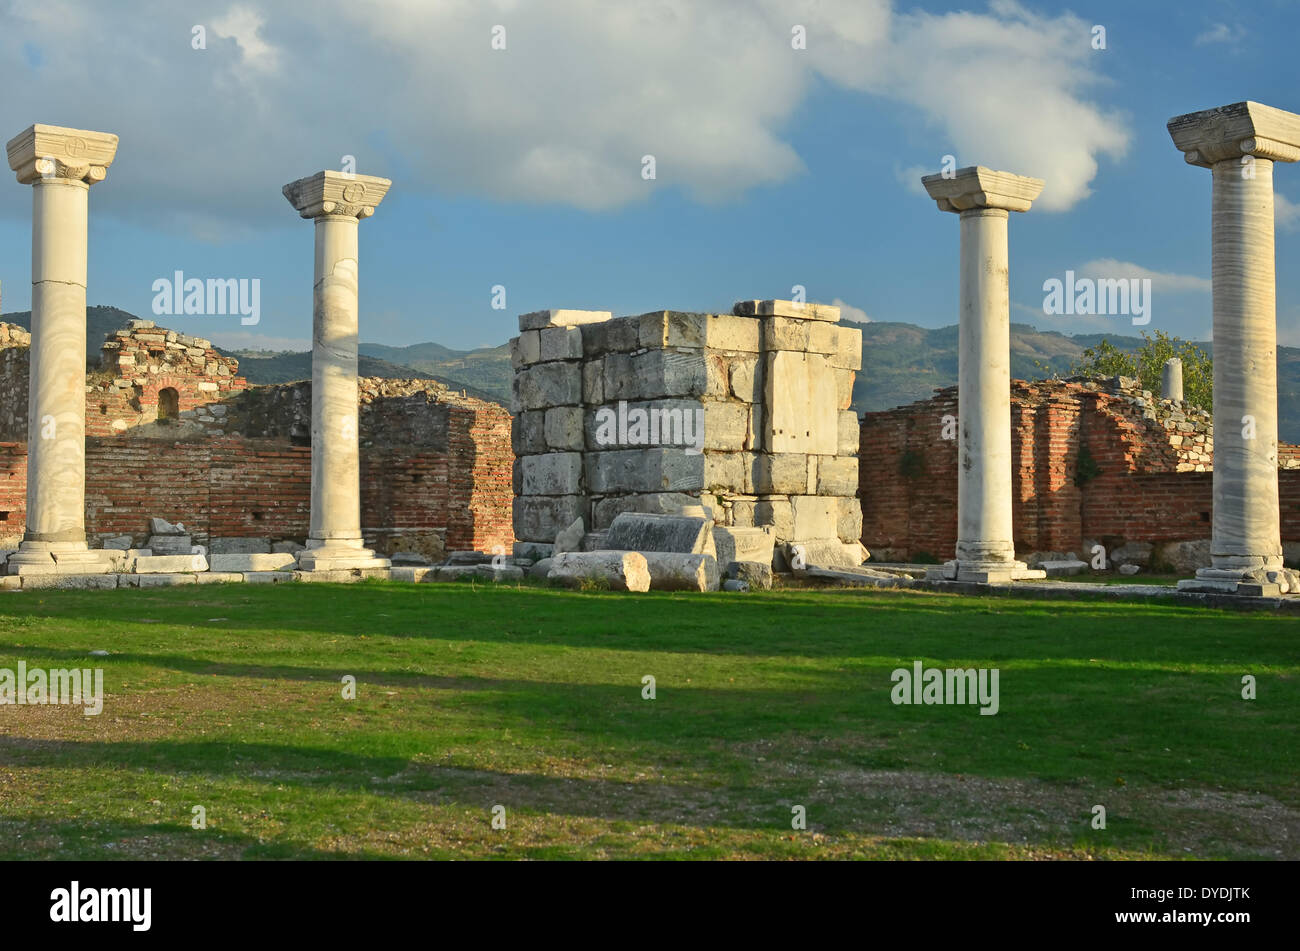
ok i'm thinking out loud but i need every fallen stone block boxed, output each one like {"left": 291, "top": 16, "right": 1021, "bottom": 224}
{"left": 606, "top": 512, "right": 715, "bottom": 557}
{"left": 149, "top": 517, "right": 184, "bottom": 534}
{"left": 726, "top": 560, "right": 773, "bottom": 590}
{"left": 1118, "top": 564, "right": 1140, "bottom": 576}
{"left": 389, "top": 552, "right": 431, "bottom": 566}
{"left": 802, "top": 566, "right": 908, "bottom": 588}
{"left": 580, "top": 531, "right": 609, "bottom": 552}
{"left": 242, "top": 571, "right": 294, "bottom": 584}
{"left": 786, "top": 538, "right": 864, "bottom": 570}
{"left": 528, "top": 557, "right": 554, "bottom": 580}
{"left": 135, "top": 554, "right": 208, "bottom": 573}
{"left": 474, "top": 564, "right": 526, "bottom": 582}
{"left": 547, "top": 551, "right": 651, "bottom": 592}
{"left": 434, "top": 564, "right": 483, "bottom": 581}
{"left": 272, "top": 540, "right": 306, "bottom": 555}
{"left": 713, "top": 526, "right": 775, "bottom": 568}
{"left": 513, "top": 541, "right": 555, "bottom": 561}
{"left": 1039, "top": 559, "right": 1088, "bottom": 577}
{"left": 553, "top": 516, "right": 585, "bottom": 555}
{"left": 209, "top": 536, "right": 272, "bottom": 555}
{"left": 389, "top": 566, "right": 436, "bottom": 583}
{"left": 101, "top": 535, "right": 133, "bottom": 550}
{"left": 640, "top": 552, "right": 721, "bottom": 591}
{"left": 722, "top": 579, "right": 750, "bottom": 592}
{"left": 1111, "top": 541, "right": 1154, "bottom": 568}
{"left": 147, "top": 534, "right": 194, "bottom": 555}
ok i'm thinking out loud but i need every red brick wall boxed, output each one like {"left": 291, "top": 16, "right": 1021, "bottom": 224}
{"left": 860, "top": 381, "right": 1299, "bottom": 560}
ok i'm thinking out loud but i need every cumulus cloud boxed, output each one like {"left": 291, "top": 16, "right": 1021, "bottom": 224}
{"left": 1079, "top": 259, "right": 1211, "bottom": 294}
{"left": 0, "top": 0, "right": 1129, "bottom": 233}
{"left": 832, "top": 298, "right": 871, "bottom": 323}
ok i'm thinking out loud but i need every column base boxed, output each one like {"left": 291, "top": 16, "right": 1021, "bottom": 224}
{"left": 925, "top": 559, "right": 1046, "bottom": 583}
{"left": 296, "top": 543, "right": 391, "bottom": 572}
{"left": 7, "top": 542, "right": 116, "bottom": 576}
{"left": 1177, "top": 565, "right": 1299, "bottom": 597}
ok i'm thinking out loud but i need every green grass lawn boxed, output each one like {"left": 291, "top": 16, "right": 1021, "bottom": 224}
{"left": 0, "top": 580, "right": 1295, "bottom": 860}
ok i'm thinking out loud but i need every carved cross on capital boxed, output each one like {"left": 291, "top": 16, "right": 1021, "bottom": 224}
{"left": 6, "top": 124, "right": 118, "bottom": 185}
{"left": 283, "top": 170, "right": 392, "bottom": 220}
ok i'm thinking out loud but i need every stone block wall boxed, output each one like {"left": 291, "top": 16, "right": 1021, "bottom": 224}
{"left": 509, "top": 301, "right": 861, "bottom": 549}
{"left": 860, "top": 376, "right": 1300, "bottom": 561}
{"left": 0, "top": 321, "right": 513, "bottom": 557}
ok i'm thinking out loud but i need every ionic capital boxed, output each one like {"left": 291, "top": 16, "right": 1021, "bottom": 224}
{"left": 283, "top": 170, "right": 392, "bottom": 220}
{"left": 921, "top": 166, "right": 1044, "bottom": 213}
{"left": 1168, "top": 100, "right": 1300, "bottom": 168}
{"left": 6, "top": 124, "right": 118, "bottom": 186}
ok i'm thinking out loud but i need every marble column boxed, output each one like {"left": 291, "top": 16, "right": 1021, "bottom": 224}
{"left": 283, "top": 171, "right": 392, "bottom": 571}
{"left": 1169, "top": 101, "right": 1300, "bottom": 596}
{"left": 922, "top": 167, "right": 1044, "bottom": 583}
{"left": 5, "top": 125, "right": 118, "bottom": 575}
{"left": 1162, "top": 358, "right": 1184, "bottom": 402}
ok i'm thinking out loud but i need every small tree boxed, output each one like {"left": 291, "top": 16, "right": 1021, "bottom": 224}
{"left": 1067, "top": 331, "right": 1212, "bottom": 410}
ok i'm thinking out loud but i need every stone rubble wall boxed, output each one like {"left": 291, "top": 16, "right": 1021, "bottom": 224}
{"left": 860, "top": 375, "right": 1300, "bottom": 562}
{"left": 509, "top": 302, "right": 861, "bottom": 548}
{"left": 0, "top": 320, "right": 513, "bottom": 556}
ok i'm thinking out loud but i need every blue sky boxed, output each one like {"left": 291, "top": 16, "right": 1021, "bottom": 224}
{"left": 1, "top": 0, "right": 1298, "bottom": 352}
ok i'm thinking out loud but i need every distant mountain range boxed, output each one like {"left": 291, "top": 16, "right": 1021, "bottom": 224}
{"left": 4, "top": 306, "right": 1300, "bottom": 443}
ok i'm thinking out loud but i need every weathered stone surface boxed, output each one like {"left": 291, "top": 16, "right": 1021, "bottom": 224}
{"left": 509, "top": 330, "right": 541, "bottom": 368}
{"left": 547, "top": 550, "right": 651, "bottom": 592}
{"left": 702, "top": 401, "right": 749, "bottom": 451}
{"left": 101, "top": 535, "right": 133, "bottom": 550}
{"left": 603, "top": 350, "right": 707, "bottom": 402}
{"left": 729, "top": 358, "right": 759, "bottom": 402}
{"left": 726, "top": 560, "right": 773, "bottom": 589}
{"left": 606, "top": 512, "right": 714, "bottom": 556}
{"left": 513, "top": 495, "right": 586, "bottom": 543}
{"left": 390, "top": 552, "right": 430, "bottom": 565}
{"left": 528, "top": 557, "right": 554, "bottom": 579}
{"left": 388, "top": 566, "right": 436, "bottom": 583}
{"left": 135, "top": 554, "right": 208, "bottom": 573}
{"left": 272, "top": 540, "right": 306, "bottom": 555}
{"left": 585, "top": 449, "right": 704, "bottom": 494}
{"left": 210, "top": 552, "right": 297, "bottom": 572}
{"left": 1039, "top": 559, "right": 1088, "bottom": 577}
{"left": 150, "top": 517, "right": 183, "bottom": 534}
{"left": 474, "top": 564, "right": 525, "bottom": 582}
{"left": 816, "top": 457, "right": 858, "bottom": 496}
{"left": 209, "top": 537, "right": 272, "bottom": 554}
{"left": 705, "top": 452, "right": 748, "bottom": 492}
{"left": 581, "top": 318, "right": 638, "bottom": 356}
{"left": 765, "top": 351, "right": 837, "bottom": 454}
{"left": 21, "top": 573, "right": 119, "bottom": 590}
{"left": 521, "top": 452, "right": 583, "bottom": 496}
{"left": 831, "top": 325, "right": 863, "bottom": 370}
{"left": 580, "top": 531, "right": 609, "bottom": 551}
{"left": 1117, "top": 564, "right": 1140, "bottom": 575}
{"left": 147, "top": 534, "right": 195, "bottom": 555}
{"left": 790, "top": 496, "right": 837, "bottom": 540}
{"left": 733, "top": 299, "right": 841, "bottom": 322}
{"left": 722, "top": 579, "right": 749, "bottom": 592}
{"left": 514, "top": 540, "right": 556, "bottom": 561}
{"left": 751, "top": 453, "right": 809, "bottom": 494}
{"left": 544, "top": 406, "right": 585, "bottom": 451}
{"left": 713, "top": 526, "right": 775, "bottom": 567}
{"left": 590, "top": 492, "right": 705, "bottom": 530}
{"left": 242, "top": 571, "right": 294, "bottom": 584}
{"left": 195, "top": 572, "right": 244, "bottom": 585}
{"left": 512, "top": 410, "right": 548, "bottom": 455}
{"left": 518, "top": 309, "right": 612, "bottom": 332}
{"left": 539, "top": 325, "right": 583, "bottom": 362}
{"left": 513, "top": 361, "right": 582, "bottom": 411}
{"left": 836, "top": 497, "right": 862, "bottom": 544}
{"left": 584, "top": 399, "right": 704, "bottom": 452}
{"left": 641, "top": 552, "right": 721, "bottom": 591}
{"left": 1155, "top": 539, "right": 1212, "bottom": 573}
{"left": 553, "top": 516, "right": 585, "bottom": 555}
{"left": 802, "top": 566, "right": 908, "bottom": 587}
{"left": 786, "top": 538, "right": 865, "bottom": 570}
{"left": 837, "top": 410, "right": 860, "bottom": 455}
{"left": 1112, "top": 541, "right": 1154, "bottom": 568}
{"left": 754, "top": 497, "right": 793, "bottom": 540}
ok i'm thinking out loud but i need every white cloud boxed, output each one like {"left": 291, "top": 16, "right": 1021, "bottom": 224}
{"left": 1277, "top": 193, "right": 1300, "bottom": 232}
{"left": 1195, "top": 23, "right": 1246, "bottom": 46}
{"left": 832, "top": 297, "right": 870, "bottom": 323}
{"left": 1079, "top": 259, "right": 1211, "bottom": 294}
{"left": 0, "top": 0, "right": 1129, "bottom": 232}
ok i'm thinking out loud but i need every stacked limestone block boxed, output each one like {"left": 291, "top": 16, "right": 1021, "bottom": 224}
{"left": 509, "top": 300, "right": 861, "bottom": 555}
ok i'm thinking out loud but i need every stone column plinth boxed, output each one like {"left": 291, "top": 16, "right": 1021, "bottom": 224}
{"left": 1168, "top": 101, "right": 1300, "bottom": 596}
{"left": 283, "top": 171, "right": 392, "bottom": 571}
{"left": 6, "top": 125, "right": 118, "bottom": 575}
{"left": 921, "top": 167, "right": 1044, "bottom": 583}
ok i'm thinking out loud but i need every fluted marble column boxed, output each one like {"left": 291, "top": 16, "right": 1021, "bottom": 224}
{"left": 922, "top": 167, "right": 1044, "bottom": 583}
{"left": 6, "top": 125, "right": 118, "bottom": 575}
{"left": 1169, "top": 101, "right": 1300, "bottom": 596}
{"left": 283, "top": 171, "right": 392, "bottom": 571}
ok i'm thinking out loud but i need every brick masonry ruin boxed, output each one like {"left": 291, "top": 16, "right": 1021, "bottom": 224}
{"left": 859, "top": 376, "right": 1300, "bottom": 568}
{"left": 0, "top": 320, "right": 513, "bottom": 559}
{"left": 508, "top": 302, "right": 863, "bottom": 555}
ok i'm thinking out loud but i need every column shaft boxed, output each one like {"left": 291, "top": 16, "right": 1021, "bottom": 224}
{"left": 956, "top": 207, "right": 1017, "bottom": 570}
{"left": 1208, "top": 158, "right": 1282, "bottom": 572}
{"left": 308, "top": 214, "right": 363, "bottom": 547}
